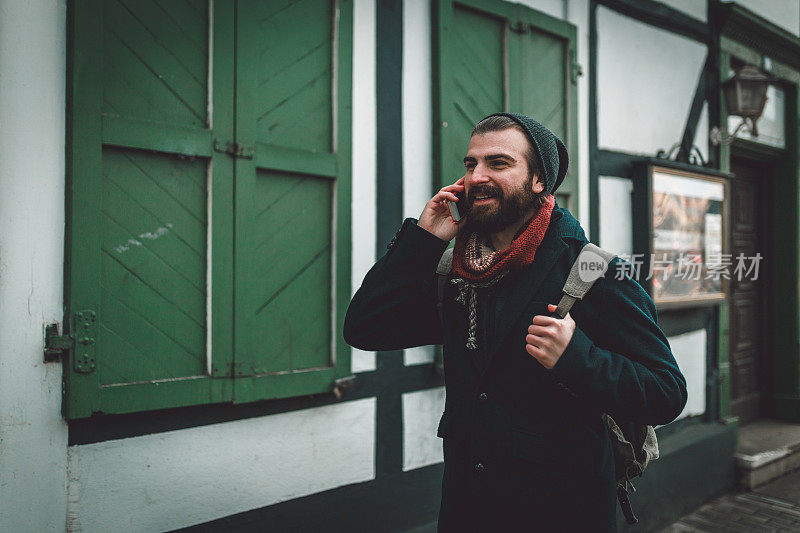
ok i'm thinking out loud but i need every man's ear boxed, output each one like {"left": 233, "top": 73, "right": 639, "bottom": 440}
{"left": 532, "top": 175, "right": 544, "bottom": 194}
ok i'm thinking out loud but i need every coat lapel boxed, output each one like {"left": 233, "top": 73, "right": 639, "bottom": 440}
{"left": 482, "top": 218, "right": 571, "bottom": 371}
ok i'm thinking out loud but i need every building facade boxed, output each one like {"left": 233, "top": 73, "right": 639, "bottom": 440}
{"left": 1, "top": 0, "right": 799, "bottom": 531}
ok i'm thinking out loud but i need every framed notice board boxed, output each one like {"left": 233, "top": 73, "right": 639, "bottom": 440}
{"left": 631, "top": 160, "right": 731, "bottom": 309}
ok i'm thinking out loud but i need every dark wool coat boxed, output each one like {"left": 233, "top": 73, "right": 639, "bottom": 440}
{"left": 343, "top": 202, "right": 688, "bottom": 533}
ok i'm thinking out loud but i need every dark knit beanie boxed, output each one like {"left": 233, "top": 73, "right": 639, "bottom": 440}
{"left": 481, "top": 112, "right": 569, "bottom": 197}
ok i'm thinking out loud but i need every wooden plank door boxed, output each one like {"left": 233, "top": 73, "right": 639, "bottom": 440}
{"left": 729, "top": 157, "right": 773, "bottom": 423}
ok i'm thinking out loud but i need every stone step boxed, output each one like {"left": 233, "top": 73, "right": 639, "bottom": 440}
{"left": 736, "top": 419, "right": 800, "bottom": 489}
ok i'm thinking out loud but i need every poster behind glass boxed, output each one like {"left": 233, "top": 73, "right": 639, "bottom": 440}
{"left": 651, "top": 167, "right": 726, "bottom": 304}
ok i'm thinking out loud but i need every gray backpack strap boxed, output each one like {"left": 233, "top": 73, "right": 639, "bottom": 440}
{"left": 554, "top": 242, "right": 617, "bottom": 318}
{"left": 436, "top": 248, "right": 454, "bottom": 323}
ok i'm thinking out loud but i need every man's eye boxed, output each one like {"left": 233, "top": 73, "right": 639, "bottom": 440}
{"left": 492, "top": 161, "right": 508, "bottom": 168}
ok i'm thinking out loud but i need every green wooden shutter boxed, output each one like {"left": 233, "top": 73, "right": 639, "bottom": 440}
{"left": 229, "top": 0, "right": 352, "bottom": 403}
{"left": 66, "top": 0, "right": 233, "bottom": 418}
{"left": 65, "top": 0, "right": 352, "bottom": 418}
{"left": 433, "top": 0, "right": 578, "bottom": 208}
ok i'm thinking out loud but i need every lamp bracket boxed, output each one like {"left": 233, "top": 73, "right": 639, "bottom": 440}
{"left": 710, "top": 118, "right": 756, "bottom": 146}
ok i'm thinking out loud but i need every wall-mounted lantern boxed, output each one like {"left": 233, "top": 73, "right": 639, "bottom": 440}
{"left": 710, "top": 65, "right": 771, "bottom": 146}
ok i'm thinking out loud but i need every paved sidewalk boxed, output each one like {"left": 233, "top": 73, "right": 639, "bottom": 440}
{"left": 660, "top": 470, "right": 800, "bottom": 532}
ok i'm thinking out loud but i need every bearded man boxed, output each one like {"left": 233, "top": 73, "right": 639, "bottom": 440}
{"left": 343, "top": 113, "right": 687, "bottom": 532}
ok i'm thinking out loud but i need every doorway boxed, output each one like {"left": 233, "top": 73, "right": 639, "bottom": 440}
{"left": 729, "top": 156, "right": 774, "bottom": 424}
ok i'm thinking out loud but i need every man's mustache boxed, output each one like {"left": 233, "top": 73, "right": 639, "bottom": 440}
{"left": 467, "top": 186, "right": 503, "bottom": 204}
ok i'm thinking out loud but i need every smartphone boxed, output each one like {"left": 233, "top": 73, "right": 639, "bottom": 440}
{"left": 448, "top": 190, "right": 468, "bottom": 222}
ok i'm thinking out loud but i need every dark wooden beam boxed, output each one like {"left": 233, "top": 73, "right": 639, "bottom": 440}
{"left": 595, "top": 0, "right": 709, "bottom": 43}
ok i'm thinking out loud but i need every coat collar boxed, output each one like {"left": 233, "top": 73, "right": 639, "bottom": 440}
{"left": 479, "top": 204, "right": 583, "bottom": 370}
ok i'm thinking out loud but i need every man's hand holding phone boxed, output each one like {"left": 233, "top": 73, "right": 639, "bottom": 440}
{"left": 418, "top": 177, "right": 466, "bottom": 242}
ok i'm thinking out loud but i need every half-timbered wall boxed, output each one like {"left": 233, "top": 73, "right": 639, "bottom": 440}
{"left": 597, "top": 6, "right": 709, "bottom": 160}
{"left": 595, "top": 4, "right": 711, "bottom": 422}
{"left": 2, "top": 1, "right": 799, "bottom": 531}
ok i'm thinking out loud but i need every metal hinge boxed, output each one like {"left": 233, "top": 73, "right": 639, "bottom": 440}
{"left": 332, "top": 375, "right": 356, "bottom": 399}
{"left": 44, "top": 324, "right": 72, "bottom": 362}
{"left": 510, "top": 20, "right": 527, "bottom": 34}
{"left": 214, "top": 139, "right": 254, "bottom": 159}
{"left": 44, "top": 309, "right": 97, "bottom": 373}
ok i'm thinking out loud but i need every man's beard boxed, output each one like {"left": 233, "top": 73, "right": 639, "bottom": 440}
{"left": 458, "top": 175, "right": 546, "bottom": 237}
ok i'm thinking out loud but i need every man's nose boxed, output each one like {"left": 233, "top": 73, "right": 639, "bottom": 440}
{"left": 467, "top": 165, "right": 491, "bottom": 186}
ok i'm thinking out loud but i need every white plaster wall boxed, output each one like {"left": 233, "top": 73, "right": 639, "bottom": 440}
{"left": 351, "top": 0, "right": 378, "bottom": 373}
{"left": 402, "top": 0, "right": 433, "bottom": 223}
{"left": 402, "top": 0, "right": 437, "bottom": 367}
{"left": 405, "top": 346, "right": 436, "bottom": 365}
{"left": 572, "top": 0, "right": 593, "bottom": 230}
{"left": 599, "top": 176, "right": 633, "bottom": 257}
{"left": 597, "top": 7, "right": 707, "bottom": 158}
{"left": 67, "top": 399, "right": 376, "bottom": 532}
{"left": 723, "top": 0, "right": 800, "bottom": 36}
{"left": 402, "top": 387, "right": 446, "bottom": 471}
{"left": 667, "top": 329, "right": 707, "bottom": 421}
{"left": 0, "top": 1, "right": 69, "bottom": 531}
{"left": 693, "top": 102, "right": 710, "bottom": 163}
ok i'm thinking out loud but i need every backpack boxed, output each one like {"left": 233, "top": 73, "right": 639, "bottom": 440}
{"left": 435, "top": 243, "right": 659, "bottom": 525}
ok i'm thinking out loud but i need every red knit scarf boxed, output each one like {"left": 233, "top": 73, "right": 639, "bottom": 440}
{"left": 453, "top": 194, "right": 555, "bottom": 282}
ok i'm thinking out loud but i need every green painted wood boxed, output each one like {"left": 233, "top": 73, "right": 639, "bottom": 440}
{"left": 117, "top": 0, "right": 207, "bottom": 83}
{"left": 94, "top": 377, "right": 231, "bottom": 414}
{"left": 98, "top": 271, "right": 205, "bottom": 385}
{"left": 66, "top": 0, "right": 352, "bottom": 415}
{"left": 66, "top": 0, "right": 105, "bottom": 418}
{"left": 209, "top": 1, "right": 236, "bottom": 387}
{"left": 65, "top": 0, "right": 235, "bottom": 418}
{"left": 432, "top": 0, "right": 455, "bottom": 195}
{"left": 443, "top": 4, "right": 505, "bottom": 186}
{"left": 333, "top": 0, "right": 354, "bottom": 381}
{"left": 232, "top": 0, "right": 353, "bottom": 402}
{"left": 253, "top": 143, "right": 338, "bottom": 178}
{"left": 102, "top": 0, "right": 208, "bottom": 127}
{"left": 512, "top": 15, "right": 579, "bottom": 208}
{"left": 250, "top": 171, "right": 333, "bottom": 373}
{"left": 154, "top": 0, "right": 208, "bottom": 50}
{"left": 102, "top": 115, "right": 214, "bottom": 158}
{"left": 99, "top": 149, "right": 207, "bottom": 387}
{"left": 717, "top": 302, "right": 732, "bottom": 421}
{"left": 102, "top": 149, "right": 206, "bottom": 253}
{"left": 515, "top": 29, "right": 567, "bottom": 142}
{"left": 253, "top": 0, "right": 333, "bottom": 152}
{"left": 716, "top": 51, "right": 733, "bottom": 422}
{"left": 232, "top": 367, "right": 339, "bottom": 402}
{"left": 102, "top": 176, "right": 205, "bottom": 285}
{"left": 719, "top": 35, "right": 761, "bottom": 69}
